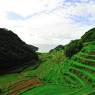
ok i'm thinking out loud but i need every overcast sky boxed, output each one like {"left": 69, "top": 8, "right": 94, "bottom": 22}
{"left": 0, "top": 0, "right": 95, "bottom": 45}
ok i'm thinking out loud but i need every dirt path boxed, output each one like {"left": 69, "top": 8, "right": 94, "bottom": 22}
{"left": 9, "top": 81, "right": 25, "bottom": 89}
{"left": 87, "top": 90, "right": 95, "bottom": 95}
{"left": 3, "top": 78, "right": 39, "bottom": 94}
{"left": 9, "top": 82, "right": 45, "bottom": 95}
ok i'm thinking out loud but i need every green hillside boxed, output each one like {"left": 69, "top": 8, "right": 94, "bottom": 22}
{"left": 0, "top": 28, "right": 39, "bottom": 74}
{"left": 0, "top": 28, "right": 95, "bottom": 95}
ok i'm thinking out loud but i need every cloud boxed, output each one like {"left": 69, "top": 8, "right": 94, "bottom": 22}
{"left": 0, "top": 0, "right": 95, "bottom": 46}
{"left": 0, "top": 0, "right": 65, "bottom": 17}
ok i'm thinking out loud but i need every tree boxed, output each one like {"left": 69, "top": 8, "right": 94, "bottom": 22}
{"left": 64, "top": 39, "right": 83, "bottom": 57}
{"left": 81, "top": 27, "right": 95, "bottom": 42}
{"left": 0, "top": 28, "right": 39, "bottom": 72}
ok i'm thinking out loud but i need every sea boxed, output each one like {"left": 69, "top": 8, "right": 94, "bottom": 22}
{"left": 33, "top": 44, "right": 59, "bottom": 53}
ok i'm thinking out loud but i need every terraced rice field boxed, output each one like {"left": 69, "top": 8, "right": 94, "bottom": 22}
{"left": 2, "top": 78, "right": 45, "bottom": 95}
{"left": 0, "top": 41, "right": 95, "bottom": 95}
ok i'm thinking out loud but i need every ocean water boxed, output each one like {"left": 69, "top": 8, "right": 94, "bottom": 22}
{"left": 33, "top": 44, "right": 58, "bottom": 53}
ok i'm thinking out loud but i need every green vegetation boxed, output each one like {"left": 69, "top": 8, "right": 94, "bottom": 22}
{"left": 64, "top": 27, "right": 95, "bottom": 57}
{"left": 81, "top": 27, "right": 95, "bottom": 43}
{"left": 0, "top": 27, "right": 95, "bottom": 95}
{"left": 28, "top": 44, "right": 39, "bottom": 51}
{"left": 64, "top": 39, "right": 83, "bottom": 57}
{"left": 0, "top": 28, "right": 39, "bottom": 74}
{"left": 49, "top": 45, "right": 64, "bottom": 52}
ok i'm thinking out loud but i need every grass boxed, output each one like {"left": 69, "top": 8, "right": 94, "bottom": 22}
{"left": 1, "top": 41, "right": 95, "bottom": 95}
{"left": 73, "top": 62, "right": 95, "bottom": 72}
{"left": 72, "top": 55, "right": 95, "bottom": 67}
{"left": 70, "top": 86, "right": 95, "bottom": 95}
{"left": 78, "top": 52, "right": 95, "bottom": 60}
{"left": 83, "top": 41, "right": 95, "bottom": 46}
{"left": 68, "top": 72, "right": 87, "bottom": 87}
{"left": 81, "top": 47, "right": 95, "bottom": 54}
{"left": 21, "top": 84, "right": 74, "bottom": 95}
{"left": 0, "top": 73, "right": 29, "bottom": 92}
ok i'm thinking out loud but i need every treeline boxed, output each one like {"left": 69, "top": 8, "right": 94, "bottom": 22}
{"left": 64, "top": 40, "right": 83, "bottom": 57}
{"left": 64, "top": 27, "right": 95, "bottom": 57}
{"left": 28, "top": 45, "right": 39, "bottom": 51}
{"left": 81, "top": 27, "right": 95, "bottom": 42}
{"left": 0, "top": 28, "right": 39, "bottom": 72}
{"left": 49, "top": 45, "right": 64, "bottom": 52}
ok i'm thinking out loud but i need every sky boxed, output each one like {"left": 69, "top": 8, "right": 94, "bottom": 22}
{"left": 0, "top": 0, "right": 95, "bottom": 47}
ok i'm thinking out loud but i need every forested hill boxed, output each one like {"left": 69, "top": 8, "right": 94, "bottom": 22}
{"left": 50, "top": 27, "right": 95, "bottom": 58}
{"left": 0, "top": 27, "right": 95, "bottom": 95}
{"left": 81, "top": 27, "right": 95, "bottom": 42}
{"left": 0, "top": 28, "right": 39, "bottom": 73}
{"left": 28, "top": 44, "right": 39, "bottom": 51}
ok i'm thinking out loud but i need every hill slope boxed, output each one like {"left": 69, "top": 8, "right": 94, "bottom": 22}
{"left": 28, "top": 44, "right": 39, "bottom": 51}
{"left": 81, "top": 27, "right": 95, "bottom": 43}
{"left": 0, "top": 27, "right": 95, "bottom": 95}
{"left": 0, "top": 28, "right": 39, "bottom": 74}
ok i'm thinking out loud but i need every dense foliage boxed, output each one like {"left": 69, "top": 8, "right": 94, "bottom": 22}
{"left": 0, "top": 28, "right": 39, "bottom": 72}
{"left": 0, "top": 28, "right": 95, "bottom": 95}
{"left": 49, "top": 45, "right": 64, "bottom": 52}
{"left": 64, "top": 27, "right": 95, "bottom": 57}
{"left": 64, "top": 39, "right": 83, "bottom": 57}
{"left": 28, "top": 45, "right": 39, "bottom": 51}
{"left": 0, "top": 89, "right": 1, "bottom": 94}
{"left": 81, "top": 27, "right": 95, "bottom": 43}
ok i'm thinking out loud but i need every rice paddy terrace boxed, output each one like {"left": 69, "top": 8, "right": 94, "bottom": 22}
{"left": 0, "top": 41, "right": 95, "bottom": 95}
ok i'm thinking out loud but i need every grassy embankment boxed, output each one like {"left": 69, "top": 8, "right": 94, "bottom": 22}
{"left": 1, "top": 41, "right": 95, "bottom": 95}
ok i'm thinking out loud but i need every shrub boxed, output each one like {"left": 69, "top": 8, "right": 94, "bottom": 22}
{"left": 49, "top": 45, "right": 64, "bottom": 52}
{"left": 0, "top": 28, "right": 39, "bottom": 72}
{"left": 81, "top": 27, "right": 95, "bottom": 43}
{"left": 64, "top": 39, "right": 83, "bottom": 57}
